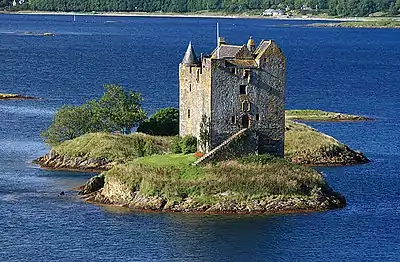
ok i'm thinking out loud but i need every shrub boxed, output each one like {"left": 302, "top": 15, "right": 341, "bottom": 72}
{"left": 171, "top": 136, "right": 182, "bottom": 154}
{"left": 180, "top": 135, "right": 197, "bottom": 154}
{"left": 137, "top": 107, "right": 179, "bottom": 136}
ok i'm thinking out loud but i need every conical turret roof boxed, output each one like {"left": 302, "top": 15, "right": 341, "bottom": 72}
{"left": 181, "top": 42, "right": 199, "bottom": 65}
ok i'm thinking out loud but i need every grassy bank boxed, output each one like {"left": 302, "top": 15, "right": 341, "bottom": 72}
{"left": 285, "top": 110, "right": 370, "bottom": 121}
{"left": 310, "top": 20, "right": 400, "bottom": 28}
{"left": 106, "top": 154, "right": 329, "bottom": 204}
{"left": 44, "top": 119, "right": 367, "bottom": 167}
{"left": 53, "top": 132, "right": 172, "bottom": 162}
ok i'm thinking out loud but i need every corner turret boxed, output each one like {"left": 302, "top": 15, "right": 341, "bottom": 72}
{"left": 247, "top": 36, "right": 256, "bottom": 53}
{"left": 181, "top": 42, "right": 199, "bottom": 66}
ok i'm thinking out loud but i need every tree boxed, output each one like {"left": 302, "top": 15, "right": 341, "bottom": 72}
{"left": 42, "top": 102, "right": 101, "bottom": 145}
{"left": 42, "top": 84, "right": 146, "bottom": 145}
{"left": 96, "top": 84, "right": 146, "bottom": 134}
{"left": 137, "top": 107, "right": 179, "bottom": 136}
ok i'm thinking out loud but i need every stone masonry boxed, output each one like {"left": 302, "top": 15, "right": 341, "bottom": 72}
{"left": 179, "top": 36, "right": 286, "bottom": 157}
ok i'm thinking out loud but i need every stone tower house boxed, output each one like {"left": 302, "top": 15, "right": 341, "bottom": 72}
{"left": 179, "top": 36, "right": 286, "bottom": 157}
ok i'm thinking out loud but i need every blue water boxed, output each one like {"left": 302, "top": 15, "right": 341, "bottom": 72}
{"left": 1, "top": 14, "right": 400, "bottom": 261}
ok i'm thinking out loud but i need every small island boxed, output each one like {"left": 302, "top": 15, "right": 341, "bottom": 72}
{"left": 34, "top": 114, "right": 367, "bottom": 214}
{"left": 0, "top": 93, "right": 38, "bottom": 100}
{"left": 33, "top": 36, "right": 371, "bottom": 215}
{"left": 286, "top": 109, "right": 372, "bottom": 121}
{"left": 309, "top": 20, "right": 400, "bottom": 28}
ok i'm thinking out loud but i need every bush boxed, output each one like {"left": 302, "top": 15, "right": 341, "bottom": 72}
{"left": 180, "top": 135, "right": 197, "bottom": 154}
{"left": 171, "top": 136, "right": 182, "bottom": 153}
{"left": 137, "top": 107, "right": 179, "bottom": 136}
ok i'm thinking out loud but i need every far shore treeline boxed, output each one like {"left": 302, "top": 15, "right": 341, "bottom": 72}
{"left": 2, "top": 0, "right": 400, "bottom": 17}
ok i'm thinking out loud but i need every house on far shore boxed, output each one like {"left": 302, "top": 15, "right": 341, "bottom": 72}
{"left": 262, "top": 9, "right": 284, "bottom": 16}
{"left": 179, "top": 36, "right": 286, "bottom": 161}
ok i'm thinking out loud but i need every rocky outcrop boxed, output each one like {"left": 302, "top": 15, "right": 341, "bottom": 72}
{"left": 33, "top": 150, "right": 118, "bottom": 171}
{"left": 78, "top": 174, "right": 105, "bottom": 195}
{"left": 286, "top": 145, "right": 369, "bottom": 166}
{"left": 81, "top": 176, "right": 345, "bottom": 214}
{"left": 0, "top": 93, "right": 38, "bottom": 100}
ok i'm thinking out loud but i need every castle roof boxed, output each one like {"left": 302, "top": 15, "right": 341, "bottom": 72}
{"left": 211, "top": 44, "right": 255, "bottom": 59}
{"left": 225, "top": 59, "right": 258, "bottom": 68}
{"left": 212, "top": 45, "right": 242, "bottom": 58}
{"left": 181, "top": 42, "right": 199, "bottom": 65}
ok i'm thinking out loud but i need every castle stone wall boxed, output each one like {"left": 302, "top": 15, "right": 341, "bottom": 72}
{"left": 179, "top": 39, "right": 286, "bottom": 157}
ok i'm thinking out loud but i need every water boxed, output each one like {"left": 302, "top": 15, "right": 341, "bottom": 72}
{"left": 0, "top": 14, "right": 399, "bottom": 261}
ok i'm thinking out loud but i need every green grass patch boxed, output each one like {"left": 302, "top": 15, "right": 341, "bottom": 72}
{"left": 340, "top": 20, "right": 400, "bottom": 28}
{"left": 285, "top": 109, "right": 367, "bottom": 121}
{"left": 106, "top": 154, "right": 328, "bottom": 203}
{"left": 53, "top": 132, "right": 173, "bottom": 162}
{"left": 285, "top": 120, "right": 345, "bottom": 160}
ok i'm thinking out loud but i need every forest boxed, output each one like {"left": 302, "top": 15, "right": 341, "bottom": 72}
{"left": 1, "top": 0, "right": 399, "bottom": 17}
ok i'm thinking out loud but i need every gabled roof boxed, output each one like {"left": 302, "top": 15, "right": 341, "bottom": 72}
{"left": 211, "top": 44, "right": 242, "bottom": 59}
{"left": 211, "top": 44, "right": 255, "bottom": 60}
{"left": 181, "top": 42, "right": 199, "bottom": 65}
{"left": 254, "top": 40, "right": 272, "bottom": 56}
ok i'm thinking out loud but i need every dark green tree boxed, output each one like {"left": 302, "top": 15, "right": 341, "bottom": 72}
{"left": 42, "top": 84, "right": 146, "bottom": 145}
{"left": 137, "top": 107, "right": 179, "bottom": 136}
{"left": 96, "top": 84, "right": 146, "bottom": 134}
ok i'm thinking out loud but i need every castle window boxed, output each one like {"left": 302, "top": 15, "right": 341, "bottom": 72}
{"left": 190, "top": 67, "right": 192, "bottom": 73}
{"left": 188, "top": 109, "right": 191, "bottom": 118}
{"left": 255, "top": 114, "right": 260, "bottom": 121}
{"left": 242, "top": 101, "right": 250, "bottom": 112}
{"left": 240, "top": 85, "right": 247, "bottom": 94}
{"left": 196, "top": 69, "right": 200, "bottom": 82}
{"left": 231, "top": 68, "right": 236, "bottom": 74}
{"left": 189, "top": 84, "right": 192, "bottom": 92}
{"left": 243, "top": 70, "right": 250, "bottom": 79}
{"left": 231, "top": 115, "right": 236, "bottom": 124}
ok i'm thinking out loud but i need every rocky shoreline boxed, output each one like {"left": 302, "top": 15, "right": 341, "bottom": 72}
{"left": 33, "top": 150, "right": 117, "bottom": 172}
{"left": 34, "top": 140, "right": 369, "bottom": 172}
{"left": 309, "top": 22, "right": 400, "bottom": 29}
{"left": 78, "top": 175, "right": 346, "bottom": 214}
{"left": 0, "top": 93, "right": 38, "bottom": 100}
{"left": 286, "top": 144, "right": 369, "bottom": 166}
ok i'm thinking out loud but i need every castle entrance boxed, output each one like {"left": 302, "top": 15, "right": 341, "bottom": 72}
{"left": 241, "top": 114, "right": 249, "bottom": 128}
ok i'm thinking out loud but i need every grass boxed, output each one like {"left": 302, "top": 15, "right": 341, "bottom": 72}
{"left": 311, "top": 20, "right": 400, "bottom": 28}
{"left": 284, "top": 120, "right": 345, "bottom": 160}
{"left": 52, "top": 119, "right": 352, "bottom": 165}
{"left": 106, "top": 154, "right": 328, "bottom": 203}
{"left": 53, "top": 132, "right": 173, "bottom": 162}
{"left": 285, "top": 109, "right": 367, "bottom": 121}
{"left": 339, "top": 20, "right": 400, "bottom": 28}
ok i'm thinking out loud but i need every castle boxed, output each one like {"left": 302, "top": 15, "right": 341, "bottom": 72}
{"left": 179, "top": 36, "right": 286, "bottom": 157}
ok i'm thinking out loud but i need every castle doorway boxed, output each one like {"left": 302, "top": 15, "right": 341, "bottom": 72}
{"left": 241, "top": 114, "right": 249, "bottom": 128}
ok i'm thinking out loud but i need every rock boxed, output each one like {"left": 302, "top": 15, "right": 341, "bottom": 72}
{"left": 79, "top": 175, "right": 105, "bottom": 195}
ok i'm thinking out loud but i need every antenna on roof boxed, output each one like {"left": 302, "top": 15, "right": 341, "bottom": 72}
{"left": 216, "top": 22, "right": 220, "bottom": 59}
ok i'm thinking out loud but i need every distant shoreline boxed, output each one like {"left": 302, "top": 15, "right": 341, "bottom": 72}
{"left": 0, "top": 10, "right": 376, "bottom": 22}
